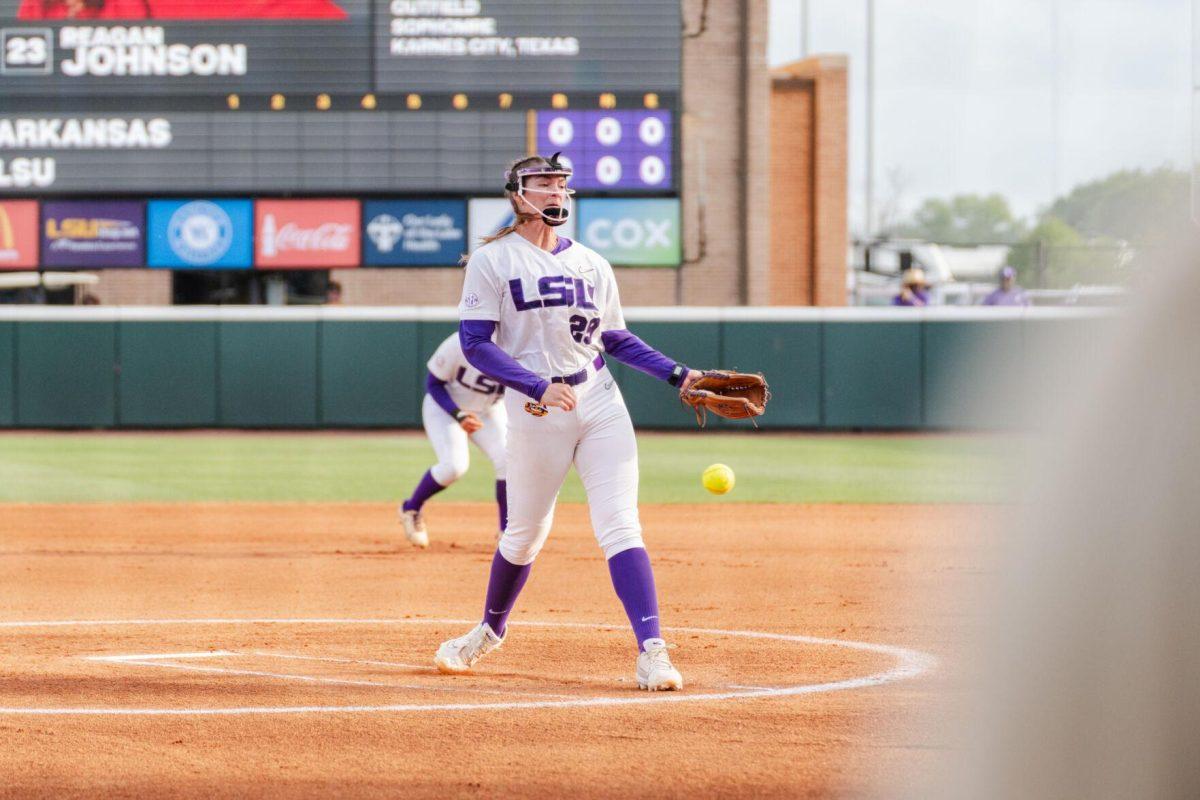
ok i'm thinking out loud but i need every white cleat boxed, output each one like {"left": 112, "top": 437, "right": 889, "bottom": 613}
{"left": 399, "top": 507, "right": 429, "bottom": 548}
{"left": 636, "top": 638, "right": 684, "bottom": 691}
{"left": 434, "top": 622, "right": 505, "bottom": 674}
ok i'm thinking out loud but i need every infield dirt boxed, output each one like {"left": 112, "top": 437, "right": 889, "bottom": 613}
{"left": 0, "top": 502, "right": 995, "bottom": 798}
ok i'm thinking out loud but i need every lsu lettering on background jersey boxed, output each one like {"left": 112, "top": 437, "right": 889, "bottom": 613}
{"left": 458, "top": 234, "right": 625, "bottom": 378}
{"left": 427, "top": 333, "right": 504, "bottom": 414}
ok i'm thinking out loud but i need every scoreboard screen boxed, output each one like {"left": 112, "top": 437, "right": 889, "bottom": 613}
{"left": 538, "top": 110, "right": 672, "bottom": 191}
{"left": 0, "top": 0, "right": 680, "bottom": 194}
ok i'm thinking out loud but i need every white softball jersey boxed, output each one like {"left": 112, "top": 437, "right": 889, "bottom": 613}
{"left": 458, "top": 233, "right": 625, "bottom": 379}
{"left": 427, "top": 333, "right": 505, "bottom": 415}
{"left": 458, "top": 233, "right": 645, "bottom": 566}
{"left": 422, "top": 333, "right": 508, "bottom": 486}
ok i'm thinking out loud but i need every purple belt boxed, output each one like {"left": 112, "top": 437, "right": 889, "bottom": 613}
{"left": 550, "top": 354, "right": 606, "bottom": 386}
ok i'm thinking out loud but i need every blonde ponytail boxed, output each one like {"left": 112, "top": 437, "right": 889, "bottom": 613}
{"left": 459, "top": 215, "right": 531, "bottom": 265}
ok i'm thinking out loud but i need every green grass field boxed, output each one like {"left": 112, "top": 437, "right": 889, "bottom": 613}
{"left": 0, "top": 432, "right": 1013, "bottom": 505}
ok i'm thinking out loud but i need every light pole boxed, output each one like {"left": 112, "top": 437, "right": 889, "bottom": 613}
{"left": 1193, "top": 0, "right": 1199, "bottom": 224}
{"left": 865, "top": 0, "right": 875, "bottom": 240}
{"left": 1051, "top": 0, "right": 1061, "bottom": 200}
{"left": 800, "top": 0, "right": 810, "bottom": 59}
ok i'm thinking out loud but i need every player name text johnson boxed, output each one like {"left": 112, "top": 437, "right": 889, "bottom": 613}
{"left": 58, "top": 28, "right": 246, "bottom": 77}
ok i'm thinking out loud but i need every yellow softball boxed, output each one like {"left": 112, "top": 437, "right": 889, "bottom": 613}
{"left": 702, "top": 463, "right": 735, "bottom": 495}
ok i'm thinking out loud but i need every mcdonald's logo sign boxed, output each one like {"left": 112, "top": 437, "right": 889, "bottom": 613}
{"left": 0, "top": 201, "right": 38, "bottom": 270}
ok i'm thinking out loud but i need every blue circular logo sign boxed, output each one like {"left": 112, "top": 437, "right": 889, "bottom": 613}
{"left": 168, "top": 201, "right": 233, "bottom": 265}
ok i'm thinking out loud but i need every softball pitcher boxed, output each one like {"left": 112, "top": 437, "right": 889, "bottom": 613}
{"left": 399, "top": 333, "right": 508, "bottom": 548}
{"left": 434, "top": 152, "right": 701, "bottom": 691}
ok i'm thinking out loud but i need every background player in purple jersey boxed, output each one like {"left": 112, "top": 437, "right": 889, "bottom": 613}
{"left": 399, "top": 333, "right": 508, "bottom": 548}
{"left": 433, "top": 153, "right": 708, "bottom": 691}
{"left": 982, "top": 266, "right": 1032, "bottom": 306}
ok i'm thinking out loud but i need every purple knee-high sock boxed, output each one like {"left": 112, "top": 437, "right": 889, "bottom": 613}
{"left": 495, "top": 479, "right": 508, "bottom": 532}
{"left": 607, "top": 547, "right": 662, "bottom": 650}
{"left": 403, "top": 469, "right": 446, "bottom": 512}
{"left": 482, "top": 550, "right": 532, "bottom": 637}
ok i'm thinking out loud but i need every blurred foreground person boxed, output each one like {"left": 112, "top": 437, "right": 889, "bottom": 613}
{"left": 931, "top": 240, "right": 1200, "bottom": 798}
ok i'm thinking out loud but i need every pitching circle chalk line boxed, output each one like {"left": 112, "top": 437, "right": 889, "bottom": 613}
{"left": 0, "top": 618, "right": 938, "bottom": 716}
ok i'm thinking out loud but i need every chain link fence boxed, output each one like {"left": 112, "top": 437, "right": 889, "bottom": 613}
{"left": 1004, "top": 242, "right": 1139, "bottom": 290}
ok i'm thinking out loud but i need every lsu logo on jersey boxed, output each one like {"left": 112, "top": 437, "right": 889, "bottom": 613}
{"left": 509, "top": 276, "right": 598, "bottom": 312}
{"left": 455, "top": 366, "right": 504, "bottom": 397}
{"left": 524, "top": 402, "right": 549, "bottom": 417}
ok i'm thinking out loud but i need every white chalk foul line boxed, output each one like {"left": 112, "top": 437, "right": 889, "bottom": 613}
{"left": 85, "top": 651, "right": 236, "bottom": 663}
{"left": 244, "top": 650, "right": 429, "bottom": 671}
{"left": 0, "top": 618, "right": 937, "bottom": 716}
{"left": 82, "top": 650, "right": 575, "bottom": 700}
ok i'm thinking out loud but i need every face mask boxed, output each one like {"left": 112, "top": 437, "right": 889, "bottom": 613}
{"left": 515, "top": 186, "right": 574, "bottom": 226}
{"left": 505, "top": 152, "right": 575, "bottom": 226}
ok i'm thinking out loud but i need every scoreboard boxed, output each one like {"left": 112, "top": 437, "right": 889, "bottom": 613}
{"left": 0, "top": 0, "right": 680, "bottom": 194}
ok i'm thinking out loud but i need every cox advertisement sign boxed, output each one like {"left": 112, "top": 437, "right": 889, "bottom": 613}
{"left": 41, "top": 200, "right": 144, "bottom": 268}
{"left": 147, "top": 199, "right": 253, "bottom": 269}
{"left": 255, "top": 199, "right": 360, "bottom": 269}
{"left": 577, "top": 199, "right": 680, "bottom": 266}
{"left": 466, "top": 197, "right": 576, "bottom": 254}
{"left": 364, "top": 200, "right": 466, "bottom": 266}
{"left": 0, "top": 200, "right": 39, "bottom": 269}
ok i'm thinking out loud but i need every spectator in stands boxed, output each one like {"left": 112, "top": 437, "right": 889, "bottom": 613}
{"left": 982, "top": 266, "right": 1031, "bottom": 307}
{"left": 326, "top": 281, "right": 343, "bottom": 305}
{"left": 893, "top": 268, "right": 930, "bottom": 307}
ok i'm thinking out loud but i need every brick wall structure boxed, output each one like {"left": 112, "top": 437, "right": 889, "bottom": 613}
{"left": 769, "top": 56, "right": 849, "bottom": 306}
{"left": 90, "top": 270, "right": 172, "bottom": 305}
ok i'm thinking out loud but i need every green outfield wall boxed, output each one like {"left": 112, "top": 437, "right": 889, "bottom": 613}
{"left": 0, "top": 307, "right": 1112, "bottom": 431}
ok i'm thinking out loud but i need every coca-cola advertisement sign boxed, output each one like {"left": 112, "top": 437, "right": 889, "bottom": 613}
{"left": 255, "top": 199, "right": 360, "bottom": 269}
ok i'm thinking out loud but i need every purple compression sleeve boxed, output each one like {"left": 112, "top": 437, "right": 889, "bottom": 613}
{"left": 600, "top": 329, "right": 687, "bottom": 383}
{"left": 459, "top": 320, "right": 550, "bottom": 401}
{"left": 425, "top": 372, "right": 459, "bottom": 418}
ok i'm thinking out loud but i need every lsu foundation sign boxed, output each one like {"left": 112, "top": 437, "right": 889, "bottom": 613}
{"left": 0, "top": 199, "right": 38, "bottom": 268}
{"left": 255, "top": 199, "right": 359, "bottom": 269}
{"left": 41, "top": 199, "right": 144, "bottom": 268}
{"left": 363, "top": 199, "right": 465, "bottom": 266}
{"left": 147, "top": 198, "right": 252, "bottom": 269}
{"left": 577, "top": 198, "right": 680, "bottom": 267}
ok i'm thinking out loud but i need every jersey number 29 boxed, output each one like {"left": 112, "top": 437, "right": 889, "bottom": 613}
{"left": 569, "top": 315, "right": 601, "bottom": 345}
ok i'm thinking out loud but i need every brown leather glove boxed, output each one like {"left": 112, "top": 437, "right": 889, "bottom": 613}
{"left": 681, "top": 371, "right": 770, "bottom": 427}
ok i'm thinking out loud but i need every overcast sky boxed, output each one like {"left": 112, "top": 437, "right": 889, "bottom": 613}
{"left": 768, "top": 0, "right": 1193, "bottom": 233}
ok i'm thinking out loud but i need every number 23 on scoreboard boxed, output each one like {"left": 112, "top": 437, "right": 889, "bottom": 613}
{"left": 1, "top": 30, "right": 53, "bottom": 75}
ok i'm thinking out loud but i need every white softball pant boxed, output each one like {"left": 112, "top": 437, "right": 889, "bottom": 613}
{"left": 422, "top": 394, "right": 508, "bottom": 485}
{"left": 499, "top": 363, "right": 644, "bottom": 566}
